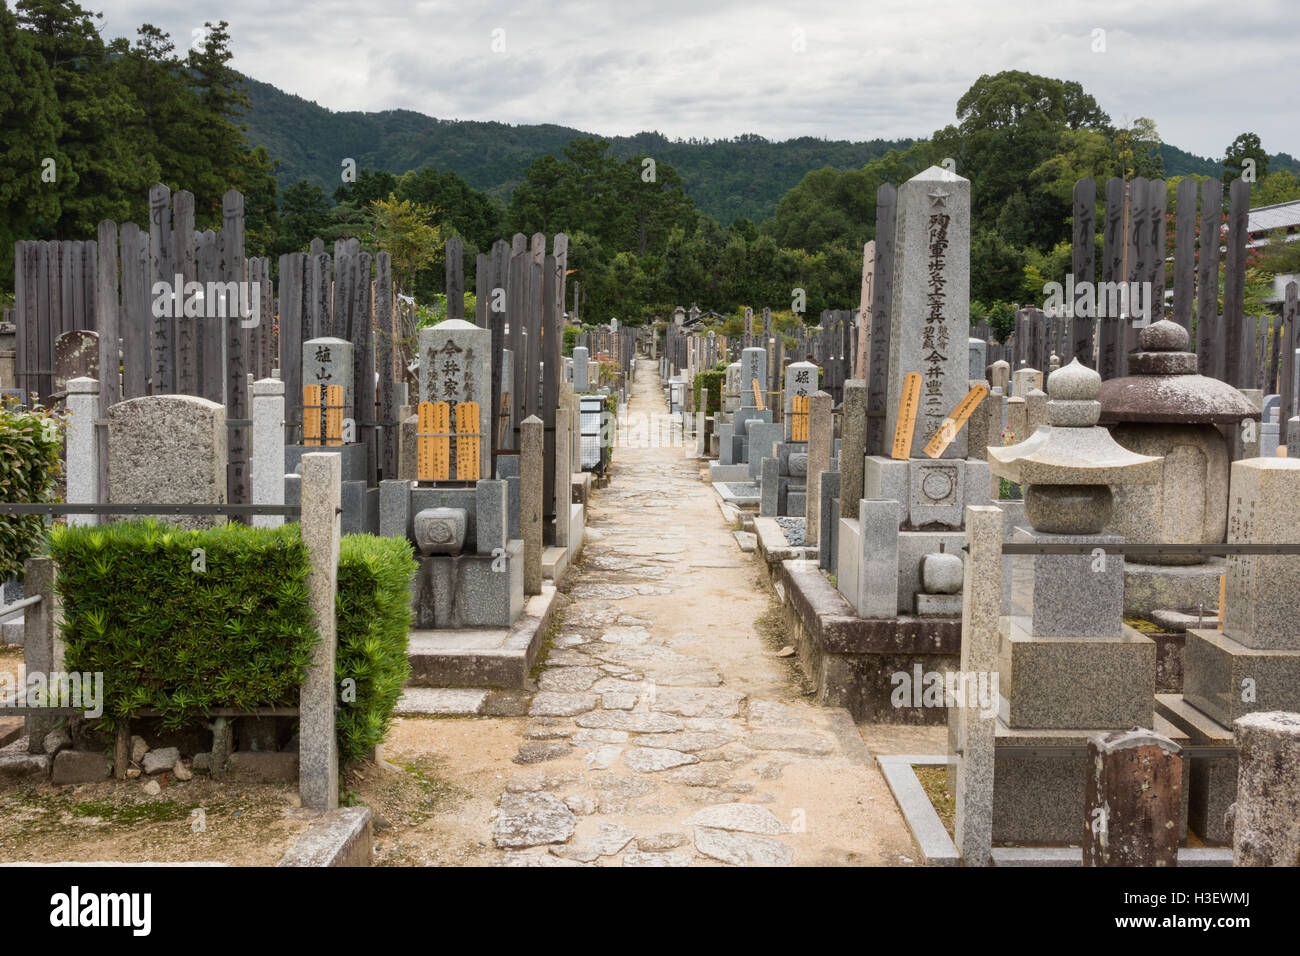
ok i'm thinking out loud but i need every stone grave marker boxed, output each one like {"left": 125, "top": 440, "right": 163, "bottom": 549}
{"left": 883, "top": 166, "right": 970, "bottom": 459}
{"left": 53, "top": 329, "right": 99, "bottom": 398}
{"left": 303, "top": 337, "right": 354, "bottom": 427}
{"left": 108, "top": 394, "right": 226, "bottom": 529}
{"left": 418, "top": 319, "right": 491, "bottom": 478}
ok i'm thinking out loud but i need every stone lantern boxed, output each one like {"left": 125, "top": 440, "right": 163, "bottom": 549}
{"left": 1097, "top": 320, "right": 1260, "bottom": 566}
{"left": 989, "top": 358, "right": 1162, "bottom": 535}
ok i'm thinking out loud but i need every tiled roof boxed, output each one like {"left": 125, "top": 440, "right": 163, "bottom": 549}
{"left": 1249, "top": 199, "right": 1300, "bottom": 234}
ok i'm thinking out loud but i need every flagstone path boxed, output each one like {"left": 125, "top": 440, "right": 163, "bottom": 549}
{"left": 478, "top": 364, "right": 918, "bottom": 866}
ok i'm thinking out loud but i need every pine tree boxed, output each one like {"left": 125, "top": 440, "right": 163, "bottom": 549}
{"left": 0, "top": 0, "right": 64, "bottom": 283}
{"left": 16, "top": 0, "right": 157, "bottom": 234}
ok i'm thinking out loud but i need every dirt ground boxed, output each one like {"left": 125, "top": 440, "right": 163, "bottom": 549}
{"left": 0, "top": 366, "right": 935, "bottom": 866}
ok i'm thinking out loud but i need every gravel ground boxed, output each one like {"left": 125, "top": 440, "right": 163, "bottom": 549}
{"left": 775, "top": 516, "right": 806, "bottom": 546}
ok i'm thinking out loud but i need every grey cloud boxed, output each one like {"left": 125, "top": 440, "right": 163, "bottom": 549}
{"left": 96, "top": 0, "right": 1295, "bottom": 158}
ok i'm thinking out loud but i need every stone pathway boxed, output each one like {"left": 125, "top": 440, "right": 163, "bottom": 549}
{"left": 488, "top": 363, "right": 917, "bottom": 866}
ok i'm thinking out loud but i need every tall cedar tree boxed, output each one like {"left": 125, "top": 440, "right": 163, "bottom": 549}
{"left": 16, "top": 0, "right": 158, "bottom": 233}
{"left": 0, "top": 0, "right": 64, "bottom": 286}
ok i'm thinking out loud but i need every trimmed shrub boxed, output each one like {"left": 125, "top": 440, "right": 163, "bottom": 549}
{"left": 50, "top": 521, "right": 317, "bottom": 729}
{"left": 693, "top": 369, "right": 725, "bottom": 414}
{"left": 48, "top": 522, "right": 417, "bottom": 768}
{"left": 335, "top": 533, "right": 416, "bottom": 767}
{"left": 0, "top": 398, "right": 64, "bottom": 579}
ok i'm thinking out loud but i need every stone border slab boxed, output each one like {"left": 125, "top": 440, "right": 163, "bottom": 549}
{"left": 877, "top": 754, "right": 958, "bottom": 866}
{"left": 753, "top": 518, "right": 816, "bottom": 567}
{"left": 543, "top": 545, "right": 570, "bottom": 585}
{"left": 277, "top": 807, "right": 373, "bottom": 867}
{"left": 990, "top": 846, "right": 1233, "bottom": 867}
{"left": 708, "top": 463, "right": 751, "bottom": 483}
{"left": 780, "top": 559, "right": 962, "bottom": 654}
{"left": 714, "top": 482, "right": 759, "bottom": 509}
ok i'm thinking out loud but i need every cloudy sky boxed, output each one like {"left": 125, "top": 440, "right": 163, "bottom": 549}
{"left": 99, "top": 0, "right": 1297, "bottom": 159}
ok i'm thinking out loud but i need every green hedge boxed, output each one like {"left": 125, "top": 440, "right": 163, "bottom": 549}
{"left": 0, "top": 399, "right": 63, "bottom": 579}
{"left": 335, "top": 534, "right": 416, "bottom": 766}
{"left": 693, "top": 369, "right": 725, "bottom": 414}
{"left": 49, "top": 521, "right": 417, "bottom": 769}
{"left": 50, "top": 521, "right": 317, "bottom": 729}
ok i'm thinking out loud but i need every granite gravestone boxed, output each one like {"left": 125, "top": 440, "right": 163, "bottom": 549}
{"left": 303, "top": 337, "right": 354, "bottom": 425}
{"left": 108, "top": 394, "right": 226, "bottom": 530}
{"left": 54, "top": 330, "right": 100, "bottom": 399}
{"left": 883, "top": 166, "right": 971, "bottom": 459}
{"left": 740, "top": 347, "right": 766, "bottom": 408}
{"left": 968, "top": 338, "right": 987, "bottom": 383}
{"left": 418, "top": 319, "right": 492, "bottom": 479}
{"left": 573, "top": 346, "right": 590, "bottom": 392}
{"left": 1013, "top": 367, "right": 1043, "bottom": 398}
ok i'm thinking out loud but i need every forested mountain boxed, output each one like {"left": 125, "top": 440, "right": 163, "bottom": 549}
{"left": 240, "top": 75, "right": 910, "bottom": 225}
{"left": 6, "top": 2, "right": 1299, "bottom": 331}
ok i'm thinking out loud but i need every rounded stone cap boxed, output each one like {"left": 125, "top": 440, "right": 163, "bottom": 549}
{"left": 1047, "top": 358, "right": 1101, "bottom": 401}
{"left": 1138, "top": 319, "right": 1190, "bottom": 352}
{"left": 1098, "top": 373, "right": 1261, "bottom": 425}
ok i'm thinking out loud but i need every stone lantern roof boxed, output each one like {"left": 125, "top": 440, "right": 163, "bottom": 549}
{"left": 988, "top": 359, "right": 1163, "bottom": 488}
{"left": 1097, "top": 320, "right": 1260, "bottom": 425}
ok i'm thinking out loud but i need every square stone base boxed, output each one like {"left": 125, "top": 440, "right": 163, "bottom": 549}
{"left": 997, "top": 617, "right": 1156, "bottom": 729}
{"left": 286, "top": 442, "right": 368, "bottom": 483}
{"left": 1182, "top": 627, "right": 1300, "bottom": 725}
{"left": 864, "top": 456, "right": 990, "bottom": 530}
{"left": 1123, "top": 559, "right": 1226, "bottom": 618}
{"left": 992, "top": 717, "right": 1189, "bottom": 845}
{"left": 1016, "top": 529, "right": 1124, "bottom": 638}
{"left": 412, "top": 539, "right": 525, "bottom": 629}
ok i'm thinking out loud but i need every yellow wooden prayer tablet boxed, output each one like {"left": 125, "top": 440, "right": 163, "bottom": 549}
{"left": 417, "top": 401, "right": 452, "bottom": 481}
{"left": 324, "top": 384, "right": 344, "bottom": 447}
{"left": 790, "top": 394, "right": 809, "bottom": 441}
{"left": 923, "top": 384, "right": 990, "bottom": 459}
{"left": 456, "top": 401, "right": 481, "bottom": 480}
{"left": 302, "top": 385, "right": 322, "bottom": 446}
{"left": 891, "top": 372, "right": 922, "bottom": 460}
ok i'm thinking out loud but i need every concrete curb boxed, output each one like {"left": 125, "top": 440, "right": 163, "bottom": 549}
{"left": 881, "top": 754, "right": 1236, "bottom": 867}
{"left": 277, "top": 806, "right": 373, "bottom": 867}
{"left": 877, "top": 754, "right": 959, "bottom": 866}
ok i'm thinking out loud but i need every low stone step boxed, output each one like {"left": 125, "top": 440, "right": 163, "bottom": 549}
{"left": 543, "top": 546, "right": 569, "bottom": 583}
{"left": 395, "top": 687, "right": 489, "bottom": 716}
{"left": 406, "top": 586, "right": 555, "bottom": 690}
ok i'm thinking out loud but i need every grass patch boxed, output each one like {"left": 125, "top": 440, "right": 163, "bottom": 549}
{"left": 915, "top": 766, "right": 955, "bottom": 836}
{"left": 8, "top": 789, "right": 226, "bottom": 829}
{"left": 527, "top": 606, "right": 566, "bottom": 681}
{"left": 1124, "top": 617, "right": 1165, "bottom": 634}
{"left": 347, "top": 753, "right": 467, "bottom": 831}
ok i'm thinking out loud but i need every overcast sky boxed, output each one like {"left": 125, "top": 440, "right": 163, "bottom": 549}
{"left": 99, "top": 0, "right": 1297, "bottom": 160}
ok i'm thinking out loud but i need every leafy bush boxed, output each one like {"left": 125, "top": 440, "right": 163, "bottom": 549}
{"left": 563, "top": 325, "right": 581, "bottom": 355}
{"left": 48, "top": 522, "right": 417, "bottom": 767}
{"left": 335, "top": 534, "right": 416, "bottom": 767}
{"left": 693, "top": 369, "right": 725, "bottom": 414}
{"left": 50, "top": 521, "right": 317, "bottom": 729}
{"left": 0, "top": 398, "right": 64, "bottom": 579}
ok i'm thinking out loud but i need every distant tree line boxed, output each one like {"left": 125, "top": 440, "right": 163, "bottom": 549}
{"left": 4, "top": 7, "right": 1299, "bottom": 339}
